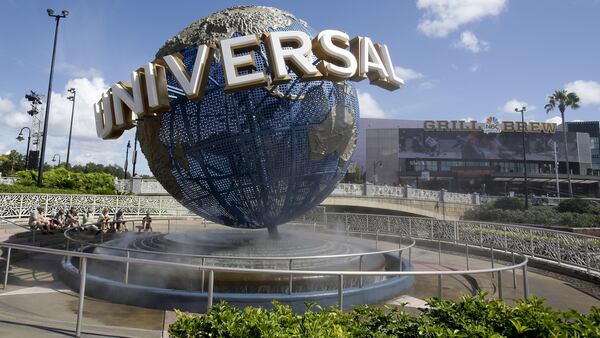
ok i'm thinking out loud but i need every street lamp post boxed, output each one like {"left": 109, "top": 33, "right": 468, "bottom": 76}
{"left": 37, "top": 8, "right": 69, "bottom": 187}
{"left": 124, "top": 140, "right": 131, "bottom": 180}
{"left": 372, "top": 160, "right": 382, "bottom": 184}
{"left": 66, "top": 88, "right": 76, "bottom": 168}
{"left": 52, "top": 154, "right": 61, "bottom": 167}
{"left": 16, "top": 127, "right": 31, "bottom": 169}
{"left": 515, "top": 106, "right": 529, "bottom": 209}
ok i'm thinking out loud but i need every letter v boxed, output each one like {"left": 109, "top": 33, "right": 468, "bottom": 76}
{"left": 162, "top": 44, "right": 214, "bottom": 101}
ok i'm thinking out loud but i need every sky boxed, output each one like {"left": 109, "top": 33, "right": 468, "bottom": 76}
{"left": 1, "top": 0, "right": 599, "bottom": 176}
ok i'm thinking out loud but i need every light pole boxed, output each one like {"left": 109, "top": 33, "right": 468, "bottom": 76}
{"left": 66, "top": 87, "right": 76, "bottom": 168}
{"left": 515, "top": 106, "right": 529, "bottom": 209}
{"left": 52, "top": 154, "right": 61, "bottom": 167}
{"left": 16, "top": 127, "right": 31, "bottom": 169}
{"left": 554, "top": 141, "right": 560, "bottom": 200}
{"left": 372, "top": 160, "right": 382, "bottom": 184}
{"left": 124, "top": 140, "right": 131, "bottom": 180}
{"left": 37, "top": 8, "right": 69, "bottom": 187}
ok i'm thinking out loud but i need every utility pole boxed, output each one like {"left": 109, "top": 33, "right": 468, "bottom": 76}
{"left": 515, "top": 106, "right": 529, "bottom": 209}
{"left": 38, "top": 8, "right": 69, "bottom": 187}
{"left": 66, "top": 88, "right": 76, "bottom": 168}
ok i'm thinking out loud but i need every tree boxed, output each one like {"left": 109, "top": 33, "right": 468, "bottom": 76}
{"left": 0, "top": 150, "right": 25, "bottom": 175}
{"left": 544, "top": 89, "right": 580, "bottom": 197}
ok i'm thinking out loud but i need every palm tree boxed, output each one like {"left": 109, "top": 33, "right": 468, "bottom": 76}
{"left": 544, "top": 90, "right": 580, "bottom": 197}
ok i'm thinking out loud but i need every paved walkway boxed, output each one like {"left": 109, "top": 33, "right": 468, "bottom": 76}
{"left": 0, "top": 224, "right": 598, "bottom": 337}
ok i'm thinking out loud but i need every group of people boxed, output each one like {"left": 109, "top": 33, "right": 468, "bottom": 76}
{"left": 28, "top": 206, "right": 153, "bottom": 235}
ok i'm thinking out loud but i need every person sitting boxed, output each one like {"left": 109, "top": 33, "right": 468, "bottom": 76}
{"left": 65, "top": 207, "right": 80, "bottom": 228}
{"left": 51, "top": 208, "right": 66, "bottom": 230}
{"left": 81, "top": 207, "right": 99, "bottom": 232}
{"left": 114, "top": 209, "right": 127, "bottom": 232}
{"left": 97, "top": 208, "right": 111, "bottom": 233}
{"left": 28, "top": 206, "right": 50, "bottom": 234}
{"left": 140, "top": 212, "right": 152, "bottom": 232}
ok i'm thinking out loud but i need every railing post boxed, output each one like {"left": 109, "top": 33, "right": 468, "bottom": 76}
{"left": 490, "top": 246, "right": 495, "bottom": 277}
{"left": 454, "top": 221, "right": 458, "bottom": 243}
{"left": 288, "top": 259, "right": 293, "bottom": 295}
{"left": 438, "top": 240, "right": 442, "bottom": 265}
{"left": 387, "top": 216, "right": 391, "bottom": 233}
{"left": 437, "top": 275, "right": 442, "bottom": 298}
{"left": 75, "top": 257, "right": 87, "bottom": 338}
{"left": 167, "top": 219, "right": 171, "bottom": 234}
{"left": 522, "top": 264, "right": 529, "bottom": 299}
{"left": 497, "top": 270, "right": 503, "bottom": 300}
{"left": 124, "top": 251, "right": 130, "bottom": 284}
{"left": 479, "top": 224, "right": 483, "bottom": 247}
{"left": 530, "top": 229, "right": 535, "bottom": 258}
{"left": 375, "top": 230, "right": 379, "bottom": 249}
{"left": 557, "top": 240, "right": 562, "bottom": 265}
{"left": 465, "top": 243, "right": 470, "bottom": 270}
{"left": 207, "top": 270, "right": 214, "bottom": 310}
{"left": 512, "top": 252, "right": 517, "bottom": 288}
{"left": 398, "top": 238, "right": 403, "bottom": 271}
{"left": 338, "top": 274, "right": 344, "bottom": 310}
{"left": 585, "top": 239, "right": 590, "bottom": 273}
{"left": 200, "top": 257, "right": 205, "bottom": 293}
{"left": 359, "top": 255, "right": 363, "bottom": 288}
{"left": 100, "top": 231, "right": 104, "bottom": 244}
{"left": 409, "top": 246, "right": 412, "bottom": 265}
{"left": 3, "top": 247, "right": 11, "bottom": 290}
{"left": 408, "top": 218, "right": 412, "bottom": 238}
{"left": 430, "top": 220, "right": 434, "bottom": 240}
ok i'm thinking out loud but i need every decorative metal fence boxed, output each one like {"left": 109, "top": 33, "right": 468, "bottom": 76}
{"left": 299, "top": 211, "right": 600, "bottom": 277}
{"left": 0, "top": 193, "right": 192, "bottom": 219}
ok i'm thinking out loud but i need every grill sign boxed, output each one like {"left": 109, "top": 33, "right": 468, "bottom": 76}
{"left": 423, "top": 120, "right": 556, "bottom": 134}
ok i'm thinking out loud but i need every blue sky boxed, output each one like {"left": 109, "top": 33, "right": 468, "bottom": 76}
{"left": 1, "top": 0, "right": 599, "bottom": 175}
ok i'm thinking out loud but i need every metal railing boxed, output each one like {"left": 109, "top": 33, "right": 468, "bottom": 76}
{"left": 302, "top": 212, "right": 600, "bottom": 278}
{"left": 1, "top": 230, "right": 529, "bottom": 337}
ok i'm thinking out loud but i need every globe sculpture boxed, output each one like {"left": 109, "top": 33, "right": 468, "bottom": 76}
{"left": 138, "top": 6, "right": 359, "bottom": 230}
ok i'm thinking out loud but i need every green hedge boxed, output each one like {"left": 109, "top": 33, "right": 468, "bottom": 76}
{"left": 169, "top": 294, "right": 599, "bottom": 337}
{"left": 12, "top": 168, "right": 117, "bottom": 195}
{"left": 464, "top": 200, "right": 600, "bottom": 228}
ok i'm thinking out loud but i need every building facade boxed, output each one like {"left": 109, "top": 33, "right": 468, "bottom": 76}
{"left": 356, "top": 118, "right": 600, "bottom": 197}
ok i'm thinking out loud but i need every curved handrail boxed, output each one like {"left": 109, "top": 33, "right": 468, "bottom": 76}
{"left": 63, "top": 223, "right": 416, "bottom": 262}
{"left": 0, "top": 241, "right": 527, "bottom": 276}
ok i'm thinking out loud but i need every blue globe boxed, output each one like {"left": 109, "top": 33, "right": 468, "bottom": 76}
{"left": 138, "top": 6, "right": 359, "bottom": 228}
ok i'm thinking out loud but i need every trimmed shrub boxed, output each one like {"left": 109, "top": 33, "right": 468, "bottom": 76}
{"left": 169, "top": 295, "right": 600, "bottom": 337}
{"left": 558, "top": 198, "right": 597, "bottom": 214}
{"left": 493, "top": 197, "right": 524, "bottom": 210}
{"left": 12, "top": 168, "right": 117, "bottom": 195}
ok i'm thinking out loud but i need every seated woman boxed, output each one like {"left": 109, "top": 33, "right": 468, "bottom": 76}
{"left": 97, "top": 208, "right": 111, "bottom": 233}
{"left": 50, "top": 208, "right": 66, "bottom": 230}
{"left": 81, "top": 207, "right": 99, "bottom": 232}
{"left": 140, "top": 212, "right": 152, "bottom": 232}
{"left": 28, "top": 206, "right": 50, "bottom": 234}
{"left": 114, "top": 209, "right": 128, "bottom": 232}
{"left": 65, "top": 207, "right": 80, "bottom": 228}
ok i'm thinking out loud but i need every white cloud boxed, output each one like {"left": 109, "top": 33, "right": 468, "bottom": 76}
{"left": 459, "top": 117, "right": 475, "bottom": 121}
{"left": 564, "top": 80, "right": 600, "bottom": 106}
{"left": 469, "top": 64, "right": 480, "bottom": 72}
{"left": 499, "top": 99, "right": 536, "bottom": 113}
{"left": 56, "top": 63, "right": 103, "bottom": 79}
{"left": 394, "top": 66, "right": 424, "bottom": 81}
{"left": 417, "top": 80, "right": 438, "bottom": 90}
{"left": 546, "top": 116, "right": 562, "bottom": 125}
{"left": 453, "top": 31, "right": 489, "bottom": 53}
{"left": 417, "top": 0, "right": 507, "bottom": 38}
{"left": 357, "top": 91, "right": 386, "bottom": 118}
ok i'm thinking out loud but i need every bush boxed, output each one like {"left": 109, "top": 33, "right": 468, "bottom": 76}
{"left": 169, "top": 295, "right": 600, "bottom": 337}
{"left": 493, "top": 197, "right": 524, "bottom": 210}
{"left": 558, "top": 198, "right": 598, "bottom": 214}
{"left": 12, "top": 168, "right": 117, "bottom": 195}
